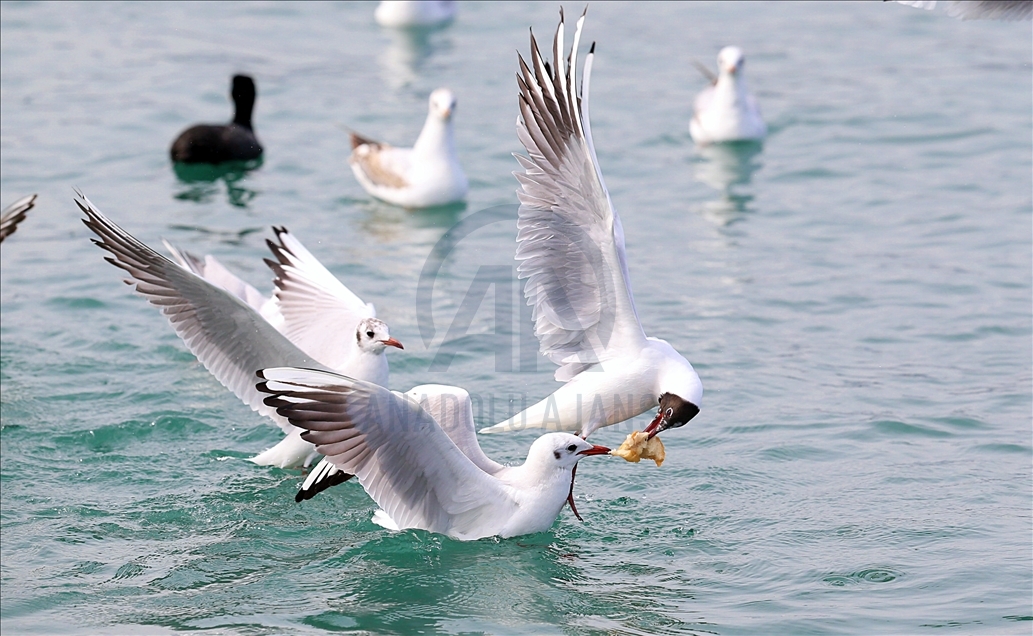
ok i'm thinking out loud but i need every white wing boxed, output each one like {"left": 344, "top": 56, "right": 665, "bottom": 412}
{"left": 259, "top": 368, "right": 517, "bottom": 539}
{"left": 0, "top": 194, "right": 37, "bottom": 242}
{"left": 162, "top": 239, "right": 273, "bottom": 318}
{"left": 78, "top": 192, "right": 326, "bottom": 434}
{"left": 264, "top": 227, "right": 376, "bottom": 371}
{"left": 296, "top": 383, "right": 504, "bottom": 502}
{"left": 514, "top": 9, "right": 648, "bottom": 382}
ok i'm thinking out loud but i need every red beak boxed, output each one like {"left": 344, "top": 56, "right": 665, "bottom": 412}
{"left": 380, "top": 338, "right": 404, "bottom": 350}
{"left": 577, "top": 444, "right": 611, "bottom": 456}
{"left": 643, "top": 410, "right": 666, "bottom": 439}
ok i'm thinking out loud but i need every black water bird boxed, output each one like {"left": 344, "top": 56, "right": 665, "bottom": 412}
{"left": 170, "top": 75, "right": 262, "bottom": 164}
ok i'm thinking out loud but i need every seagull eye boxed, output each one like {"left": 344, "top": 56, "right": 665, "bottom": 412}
{"left": 366, "top": 330, "right": 375, "bottom": 338}
{"left": 566, "top": 444, "right": 577, "bottom": 452}
{"left": 666, "top": 408, "right": 674, "bottom": 418}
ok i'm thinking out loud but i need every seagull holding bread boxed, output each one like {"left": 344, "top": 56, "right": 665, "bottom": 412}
{"left": 1, "top": 194, "right": 38, "bottom": 243}
{"left": 479, "top": 9, "right": 702, "bottom": 442}
{"left": 81, "top": 195, "right": 400, "bottom": 469}
{"left": 348, "top": 88, "right": 468, "bottom": 208}
{"left": 690, "top": 46, "right": 766, "bottom": 145}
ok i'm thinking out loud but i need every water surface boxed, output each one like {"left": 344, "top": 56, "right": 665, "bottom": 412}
{"left": 2, "top": 2, "right": 1030, "bottom": 634}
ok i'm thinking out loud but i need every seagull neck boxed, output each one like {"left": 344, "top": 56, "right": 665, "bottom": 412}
{"left": 507, "top": 456, "right": 569, "bottom": 491}
{"left": 413, "top": 114, "right": 454, "bottom": 157}
{"left": 714, "top": 73, "right": 747, "bottom": 106}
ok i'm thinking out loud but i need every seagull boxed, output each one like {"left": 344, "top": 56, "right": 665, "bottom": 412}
{"left": 165, "top": 229, "right": 402, "bottom": 476}
{"left": 0, "top": 194, "right": 38, "bottom": 243}
{"left": 163, "top": 227, "right": 402, "bottom": 388}
{"left": 170, "top": 75, "right": 262, "bottom": 164}
{"left": 78, "top": 193, "right": 400, "bottom": 469}
{"left": 891, "top": 0, "right": 1032, "bottom": 20}
{"left": 348, "top": 88, "right": 468, "bottom": 208}
{"left": 689, "top": 46, "right": 767, "bottom": 145}
{"left": 259, "top": 366, "right": 611, "bottom": 540}
{"left": 479, "top": 9, "right": 703, "bottom": 442}
{"left": 374, "top": 1, "right": 457, "bottom": 28}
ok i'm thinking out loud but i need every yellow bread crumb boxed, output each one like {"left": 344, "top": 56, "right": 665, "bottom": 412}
{"left": 610, "top": 430, "right": 665, "bottom": 467}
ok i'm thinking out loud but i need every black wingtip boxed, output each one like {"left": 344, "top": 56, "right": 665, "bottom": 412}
{"left": 295, "top": 470, "right": 354, "bottom": 502}
{"left": 589, "top": 41, "right": 595, "bottom": 54}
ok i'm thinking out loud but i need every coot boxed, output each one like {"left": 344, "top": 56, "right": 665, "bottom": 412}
{"left": 170, "top": 75, "right": 262, "bottom": 164}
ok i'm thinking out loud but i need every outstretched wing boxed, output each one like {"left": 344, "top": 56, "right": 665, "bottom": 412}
{"left": 515, "top": 8, "right": 648, "bottom": 382}
{"left": 0, "top": 194, "right": 38, "bottom": 242}
{"left": 259, "top": 368, "right": 516, "bottom": 539}
{"left": 78, "top": 192, "right": 325, "bottom": 433}
{"left": 295, "top": 383, "right": 504, "bottom": 502}
{"left": 162, "top": 239, "right": 274, "bottom": 320}
{"left": 264, "top": 227, "right": 376, "bottom": 371}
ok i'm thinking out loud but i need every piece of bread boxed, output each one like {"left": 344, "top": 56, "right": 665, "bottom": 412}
{"left": 610, "top": 431, "right": 666, "bottom": 467}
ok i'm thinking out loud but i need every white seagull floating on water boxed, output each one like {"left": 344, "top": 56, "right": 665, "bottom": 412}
{"left": 81, "top": 196, "right": 401, "bottom": 469}
{"left": 480, "top": 9, "right": 703, "bottom": 442}
{"left": 259, "top": 367, "right": 610, "bottom": 540}
{"left": 690, "top": 46, "right": 766, "bottom": 145}
{"left": 80, "top": 196, "right": 612, "bottom": 540}
{"left": 349, "top": 88, "right": 468, "bottom": 209}
{"left": 374, "top": 1, "right": 457, "bottom": 29}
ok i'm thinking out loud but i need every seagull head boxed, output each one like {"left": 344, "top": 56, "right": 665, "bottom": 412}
{"left": 717, "top": 46, "right": 745, "bottom": 77}
{"left": 529, "top": 433, "right": 610, "bottom": 471}
{"left": 356, "top": 317, "right": 403, "bottom": 354}
{"left": 644, "top": 392, "right": 701, "bottom": 440}
{"left": 429, "top": 88, "right": 457, "bottom": 121}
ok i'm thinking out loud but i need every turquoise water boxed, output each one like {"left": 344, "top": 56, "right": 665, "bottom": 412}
{"left": 2, "top": 2, "right": 1031, "bottom": 633}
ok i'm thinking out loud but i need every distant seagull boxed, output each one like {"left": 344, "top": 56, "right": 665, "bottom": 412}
{"left": 892, "top": 0, "right": 1032, "bottom": 20}
{"left": 690, "top": 46, "right": 766, "bottom": 145}
{"left": 348, "top": 88, "right": 468, "bottom": 208}
{"left": 170, "top": 75, "right": 263, "bottom": 164}
{"left": 480, "top": 9, "right": 702, "bottom": 442}
{"left": 374, "top": 1, "right": 457, "bottom": 28}
{"left": 79, "top": 194, "right": 400, "bottom": 469}
{"left": 0, "top": 194, "right": 37, "bottom": 243}
{"left": 259, "top": 366, "right": 611, "bottom": 540}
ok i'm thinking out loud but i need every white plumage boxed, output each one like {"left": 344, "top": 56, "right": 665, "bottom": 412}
{"left": 479, "top": 9, "right": 702, "bottom": 440}
{"left": 260, "top": 367, "right": 611, "bottom": 540}
{"left": 349, "top": 88, "right": 467, "bottom": 208}
{"left": 374, "top": 1, "right": 457, "bottom": 28}
{"left": 690, "top": 46, "right": 766, "bottom": 145}
{"left": 81, "top": 195, "right": 400, "bottom": 469}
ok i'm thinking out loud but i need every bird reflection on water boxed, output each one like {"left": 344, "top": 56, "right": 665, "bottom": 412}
{"left": 692, "top": 140, "right": 763, "bottom": 226}
{"left": 172, "top": 158, "right": 263, "bottom": 208}
{"left": 379, "top": 23, "right": 454, "bottom": 91}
